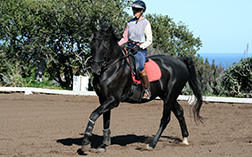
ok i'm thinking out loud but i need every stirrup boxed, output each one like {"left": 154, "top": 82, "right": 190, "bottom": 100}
{"left": 142, "top": 89, "right": 151, "bottom": 100}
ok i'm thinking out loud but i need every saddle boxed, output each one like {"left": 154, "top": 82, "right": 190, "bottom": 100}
{"left": 124, "top": 48, "right": 162, "bottom": 84}
{"left": 122, "top": 48, "right": 162, "bottom": 102}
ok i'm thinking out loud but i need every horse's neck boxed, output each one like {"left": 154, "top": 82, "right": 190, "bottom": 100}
{"left": 107, "top": 41, "right": 124, "bottom": 63}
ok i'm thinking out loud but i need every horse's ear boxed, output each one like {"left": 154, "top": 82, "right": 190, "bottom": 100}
{"left": 107, "top": 25, "right": 113, "bottom": 33}
{"left": 112, "top": 27, "right": 122, "bottom": 42}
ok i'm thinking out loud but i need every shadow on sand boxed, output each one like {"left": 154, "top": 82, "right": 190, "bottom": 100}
{"left": 57, "top": 134, "right": 152, "bottom": 148}
{"left": 57, "top": 134, "right": 182, "bottom": 155}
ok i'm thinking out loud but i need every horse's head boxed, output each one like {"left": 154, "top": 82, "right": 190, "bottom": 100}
{"left": 90, "top": 24, "right": 121, "bottom": 76}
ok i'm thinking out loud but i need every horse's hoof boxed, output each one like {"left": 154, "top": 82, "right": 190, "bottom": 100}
{"left": 97, "top": 144, "right": 107, "bottom": 153}
{"left": 182, "top": 137, "right": 189, "bottom": 145}
{"left": 146, "top": 144, "right": 154, "bottom": 151}
{"left": 136, "top": 145, "right": 153, "bottom": 151}
{"left": 97, "top": 147, "right": 106, "bottom": 153}
{"left": 81, "top": 144, "right": 91, "bottom": 152}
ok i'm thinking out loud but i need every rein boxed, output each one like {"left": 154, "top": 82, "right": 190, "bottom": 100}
{"left": 93, "top": 37, "right": 111, "bottom": 40}
{"left": 101, "top": 50, "right": 129, "bottom": 70}
{"left": 92, "top": 36, "right": 130, "bottom": 70}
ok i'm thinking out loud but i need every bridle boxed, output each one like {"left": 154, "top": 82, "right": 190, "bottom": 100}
{"left": 91, "top": 58, "right": 107, "bottom": 68}
{"left": 91, "top": 36, "right": 110, "bottom": 68}
{"left": 91, "top": 36, "right": 129, "bottom": 71}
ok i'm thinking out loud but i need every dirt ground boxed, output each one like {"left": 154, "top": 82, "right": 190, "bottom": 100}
{"left": 0, "top": 93, "right": 251, "bottom": 157}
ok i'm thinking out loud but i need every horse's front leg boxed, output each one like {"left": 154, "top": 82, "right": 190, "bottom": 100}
{"left": 81, "top": 97, "right": 118, "bottom": 152}
{"left": 103, "top": 111, "right": 111, "bottom": 145}
{"left": 96, "top": 111, "right": 111, "bottom": 152}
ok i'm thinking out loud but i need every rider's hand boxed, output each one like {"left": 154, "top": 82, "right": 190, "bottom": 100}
{"left": 130, "top": 45, "right": 141, "bottom": 54}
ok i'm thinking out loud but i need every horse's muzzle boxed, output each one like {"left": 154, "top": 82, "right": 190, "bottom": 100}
{"left": 91, "top": 63, "right": 101, "bottom": 76}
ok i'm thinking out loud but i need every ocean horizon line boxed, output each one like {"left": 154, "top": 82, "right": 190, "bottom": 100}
{"left": 197, "top": 52, "right": 251, "bottom": 69}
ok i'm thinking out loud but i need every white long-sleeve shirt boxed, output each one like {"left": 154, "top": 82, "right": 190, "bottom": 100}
{"left": 118, "top": 17, "right": 152, "bottom": 49}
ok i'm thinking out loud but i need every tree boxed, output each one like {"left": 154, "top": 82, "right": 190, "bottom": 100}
{"left": 0, "top": 0, "right": 38, "bottom": 86}
{"left": 146, "top": 14, "right": 202, "bottom": 58}
{"left": 1, "top": 0, "right": 132, "bottom": 89}
{"left": 42, "top": 0, "right": 132, "bottom": 89}
{"left": 221, "top": 57, "right": 252, "bottom": 97}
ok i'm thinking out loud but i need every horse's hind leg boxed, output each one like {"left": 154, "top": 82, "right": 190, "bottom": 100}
{"left": 147, "top": 99, "right": 173, "bottom": 149}
{"left": 172, "top": 101, "right": 189, "bottom": 145}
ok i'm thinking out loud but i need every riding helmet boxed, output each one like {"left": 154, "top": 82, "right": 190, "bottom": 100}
{"left": 130, "top": 0, "right": 146, "bottom": 12}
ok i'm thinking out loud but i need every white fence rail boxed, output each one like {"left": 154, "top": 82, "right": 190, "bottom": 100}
{"left": 0, "top": 87, "right": 96, "bottom": 96}
{"left": 0, "top": 87, "right": 251, "bottom": 104}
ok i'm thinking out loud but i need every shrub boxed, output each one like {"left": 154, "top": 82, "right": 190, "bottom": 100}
{"left": 221, "top": 57, "right": 252, "bottom": 97}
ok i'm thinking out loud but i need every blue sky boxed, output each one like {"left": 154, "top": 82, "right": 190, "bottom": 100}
{"left": 128, "top": 0, "right": 252, "bottom": 54}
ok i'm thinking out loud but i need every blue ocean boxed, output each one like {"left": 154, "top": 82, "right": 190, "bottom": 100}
{"left": 197, "top": 53, "right": 252, "bottom": 69}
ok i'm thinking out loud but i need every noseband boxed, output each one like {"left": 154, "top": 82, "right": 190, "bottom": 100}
{"left": 91, "top": 36, "right": 128, "bottom": 71}
{"left": 91, "top": 52, "right": 128, "bottom": 70}
{"left": 92, "top": 58, "right": 106, "bottom": 68}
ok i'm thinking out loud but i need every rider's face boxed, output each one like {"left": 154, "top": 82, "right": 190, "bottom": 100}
{"left": 132, "top": 7, "right": 143, "bottom": 18}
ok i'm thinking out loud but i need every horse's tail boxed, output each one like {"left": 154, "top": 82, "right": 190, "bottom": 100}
{"left": 181, "top": 57, "right": 203, "bottom": 123}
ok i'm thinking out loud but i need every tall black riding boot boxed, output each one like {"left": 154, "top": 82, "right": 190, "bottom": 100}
{"left": 140, "top": 69, "right": 151, "bottom": 99}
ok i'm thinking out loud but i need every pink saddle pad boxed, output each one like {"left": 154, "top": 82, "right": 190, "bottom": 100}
{"left": 132, "top": 59, "right": 162, "bottom": 84}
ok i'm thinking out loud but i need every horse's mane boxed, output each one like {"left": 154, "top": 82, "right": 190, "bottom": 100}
{"left": 99, "top": 23, "right": 121, "bottom": 42}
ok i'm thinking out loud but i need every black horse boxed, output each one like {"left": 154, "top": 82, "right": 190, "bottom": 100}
{"left": 81, "top": 25, "right": 203, "bottom": 152}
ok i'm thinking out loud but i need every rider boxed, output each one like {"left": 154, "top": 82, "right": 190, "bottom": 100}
{"left": 118, "top": 0, "right": 152, "bottom": 100}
